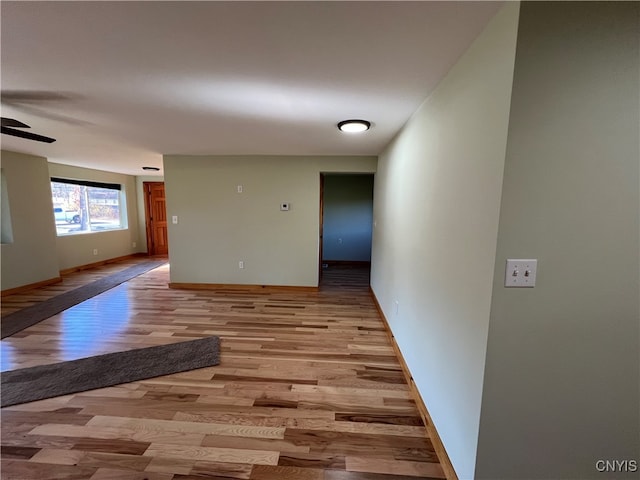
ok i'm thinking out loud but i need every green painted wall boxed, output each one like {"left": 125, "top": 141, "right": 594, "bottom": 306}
{"left": 370, "top": 5, "right": 520, "bottom": 478}
{"left": 164, "top": 155, "right": 376, "bottom": 286}
{"left": 476, "top": 2, "right": 640, "bottom": 478}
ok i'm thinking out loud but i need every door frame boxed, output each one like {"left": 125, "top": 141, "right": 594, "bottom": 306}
{"left": 143, "top": 181, "right": 166, "bottom": 256}
{"left": 319, "top": 174, "right": 325, "bottom": 281}
{"left": 318, "top": 172, "right": 376, "bottom": 280}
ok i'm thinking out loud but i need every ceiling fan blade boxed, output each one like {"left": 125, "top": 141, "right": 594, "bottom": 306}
{"left": 1, "top": 91, "right": 73, "bottom": 103}
{"left": 1, "top": 126, "right": 56, "bottom": 143}
{"left": 1, "top": 117, "right": 30, "bottom": 128}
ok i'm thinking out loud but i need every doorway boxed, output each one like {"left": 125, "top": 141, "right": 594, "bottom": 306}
{"left": 143, "top": 182, "right": 169, "bottom": 256}
{"left": 319, "top": 173, "right": 375, "bottom": 282}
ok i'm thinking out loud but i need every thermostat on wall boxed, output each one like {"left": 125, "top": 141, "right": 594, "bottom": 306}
{"left": 280, "top": 203, "right": 290, "bottom": 211}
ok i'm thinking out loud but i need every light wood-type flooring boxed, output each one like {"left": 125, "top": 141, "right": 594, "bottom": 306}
{"left": 1, "top": 260, "right": 445, "bottom": 479}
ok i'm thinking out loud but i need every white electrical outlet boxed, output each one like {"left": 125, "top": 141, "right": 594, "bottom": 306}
{"left": 505, "top": 259, "right": 537, "bottom": 287}
{"left": 239, "top": 261, "right": 244, "bottom": 269}
{"left": 93, "top": 249, "right": 98, "bottom": 256}
{"left": 172, "top": 215, "right": 178, "bottom": 224}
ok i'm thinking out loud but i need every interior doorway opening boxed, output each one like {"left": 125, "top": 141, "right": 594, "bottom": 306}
{"left": 319, "top": 173, "right": 375, "bottom": 284}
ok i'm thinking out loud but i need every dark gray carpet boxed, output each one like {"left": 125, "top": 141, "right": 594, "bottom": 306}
{"left": 1, "top": 260, "right": 167, "bottom": 339}
{"left": 1, "top": 336, "right": 220, "bottom": 407}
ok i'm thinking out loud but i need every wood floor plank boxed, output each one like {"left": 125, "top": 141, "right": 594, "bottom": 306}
{"left": 88, "top": 467, "right": 173, "bottom": 480}
{"left": 29, "top": 424, "right": 206, "bottom": 445}
{"left": 189, "top": 459, "right": 254, "bottom": 479}
{"left": 71, "top": 438, "right": 151, "bottom": 456}
{"left": 29, "top": 448, "right": 84, "bottom": 465}
{"left": 144, "top": 456, "right": 195, "bottom": 475}
{"left": 282, "top": 428, "right": 437, "bottom": 459}
{"left": 0, "top": 433, "right": 79, "bottom": 450}
{"left": 88, "top": 415, "right": 286, "bottom": 439}
{"left": 250, "top": 464, "right": 325, "bottom": 480}
{"left": 346, "top": 456, "right": 445, "bottom": 478}
{"left": 284, "top": 418, "right": 427, "bottom": 437}
{"left": 1, "top": 263, "right": 446, "bottom": 480}
{"left": 201, "top": 435, "right": 311, "bottom": 454}
{"left": 1, "top": 459, "right": 98, "bottom": 479}
{"left": 0, "top": 409, "right": 93, "bottom": 426}
{"left": 277, "top": 451, "right": 346, "bottom": 469}
{"left": 325, "top": 471, "right": 442, "bottom": 480}
{"left": 291, "top": 384, "right": 412, "bottom": 399}
{"left": 1, "top": 445, "right": 41, "bottom": 460}
{"left": 78, "top": 451, "right": 152, "bottom": 471}
{"left": 142, "top": 443, "right": 279, "bottom": 466}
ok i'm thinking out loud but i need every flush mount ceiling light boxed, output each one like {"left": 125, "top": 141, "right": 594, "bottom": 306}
{"left": 337, "top": 119, "right": 371, "bottom": 133}
{"left": 142, "top": 166, "right": 160, "bottom": 171}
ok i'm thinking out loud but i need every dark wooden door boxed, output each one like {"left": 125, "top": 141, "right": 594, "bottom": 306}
{"left": 144, "top": 182, "right": 168, "bottom": 256}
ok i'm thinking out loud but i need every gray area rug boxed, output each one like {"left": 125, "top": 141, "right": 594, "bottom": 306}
{"left": 1, "top": 260, "right": 167, "bottom": 339}
{"left": 1, "top": 336, "right": 220, "bottom": 407}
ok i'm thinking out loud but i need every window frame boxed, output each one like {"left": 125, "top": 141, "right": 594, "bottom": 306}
{"left": 50, "top": 178, "right": 127, "bottom": 236}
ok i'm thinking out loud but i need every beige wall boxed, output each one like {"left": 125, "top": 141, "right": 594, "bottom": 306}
{"left": 0, "top": 155, "right": 142, "bottom": 291}
{"left": 163, "top": 155, "right": 376, "bottom": 286}
{"left": 369, "top": 4, "right": 520, "bottom": 479}
{"left": 476, "top": 2, "right": 640, "bottom": 478}
{"left": 0, "top": 151, "right": 60, "bottom": 290}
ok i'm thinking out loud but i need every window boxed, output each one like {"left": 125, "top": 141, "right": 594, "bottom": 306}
{"left": 51, "top": 178, "right": 126, "bottom": 236}
{"left": 1, "top": 169, "right": 14, "bottom": 244}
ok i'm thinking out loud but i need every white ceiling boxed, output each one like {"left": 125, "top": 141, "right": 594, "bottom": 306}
{"left": 1, "top": 1, "right": 501, "bottom": 176}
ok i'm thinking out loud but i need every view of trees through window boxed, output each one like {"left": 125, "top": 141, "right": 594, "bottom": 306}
{"left": 51, "top": 180, "right": 123, "bottom": 235}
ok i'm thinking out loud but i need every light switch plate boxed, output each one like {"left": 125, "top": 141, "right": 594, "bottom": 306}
{"left": 505, "top": 259, "right": 537, "bottom": 287}
{"left": 172, "top": 215, "right": 178, "bottom": 224}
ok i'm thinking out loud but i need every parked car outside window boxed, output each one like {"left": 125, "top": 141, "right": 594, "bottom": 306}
{"left": 53, "top": 207, "right": 80, "bottom": 224}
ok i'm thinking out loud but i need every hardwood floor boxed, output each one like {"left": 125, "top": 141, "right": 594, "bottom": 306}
{"left": 1, "top": 262, "right": 445, "bottom": 479}
{"left": 0, "top": 257, "right": 159, "bottom": 317}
